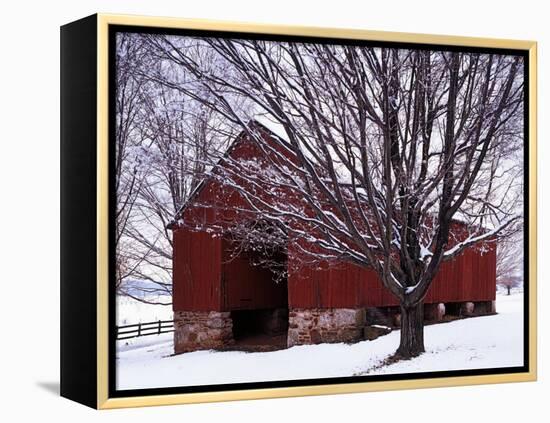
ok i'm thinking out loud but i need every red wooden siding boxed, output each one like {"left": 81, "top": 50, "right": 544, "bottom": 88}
{"left": 172, "top": 228, "right": 222, "bottom": 311}
{"left": 288, "top": 243, "right": 497, "bottom": 309}
{"left": 172, "top": 228, "right": 288, "bottom": 312}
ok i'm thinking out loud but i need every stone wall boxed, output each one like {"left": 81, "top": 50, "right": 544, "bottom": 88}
{"left": 287, "top": 308, "right": 365, "bottom": 347}
{"left": 473, "top": 300, "right": 497, "bottom": 315}
{"left": 445, "top": 300, "right": 496, "bottom": 318}
{"left": 365, "top": 300, "right": 495, "bottom": 328}
{"left": 424, "top": 303, "right": 446, "bottom": 321}
{"left": 174, "top": 310, "right": 234, "bottom": 354}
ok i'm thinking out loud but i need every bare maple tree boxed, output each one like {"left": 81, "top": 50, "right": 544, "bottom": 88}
{"left": 114, "top": 32, "right": 150, "bottom": 292}
{"left": 139, "top": 35, "right": 524, "bottom": 358}
{"left": 122, "top": 83, "right": 237, "bottom": 303}
{"left": 115, "top": 34, "right": 242, "bottom": 304}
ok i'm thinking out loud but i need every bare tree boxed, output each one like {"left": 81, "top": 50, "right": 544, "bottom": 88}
{"left": 499, "top": 276, "right": 521, "bottom": 295}
{"left": 496, "top": 232, "right": 523, "bottom": 295}
{"left": 115, "top": 34, "right": 243, "bottom": 304}
{"left": 123, "top": 84, "right": 235, "bottom": 301}
{"left": 143, "top": 36, "right": 524, "bottom": 358}
{"left": 114, "top": 32, "right": 150, "bottom": 291}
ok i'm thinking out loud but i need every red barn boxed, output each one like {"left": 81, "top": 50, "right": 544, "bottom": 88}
{"left": 169, "top": 121, "right": 497, "bottom": 353}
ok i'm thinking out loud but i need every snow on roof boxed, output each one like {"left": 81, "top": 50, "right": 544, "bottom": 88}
{"left": 253, "top": 114, "right": 290, "bottom": 143}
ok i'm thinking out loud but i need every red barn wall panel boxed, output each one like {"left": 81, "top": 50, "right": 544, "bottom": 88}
{"left": 288, "top": 268, "right": 317, "bottom": 308}
{"left": 326, "top": 265, "right": 358, "bottom": 308}
{"left": 172, "top": 228, "right": 222, "bottom": 312}
{"left": 288, "top": 246, "right": 496, "bottom": 309}
{"left": 471, "top": 250, "right": 481, "bottom": 301}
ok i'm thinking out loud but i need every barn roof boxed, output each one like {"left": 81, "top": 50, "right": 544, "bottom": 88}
{"left": 167, "top": 118, "right": 491, "bottom": 236}
{"left": 167, "top": 119, "right": 285, "bottom": 230}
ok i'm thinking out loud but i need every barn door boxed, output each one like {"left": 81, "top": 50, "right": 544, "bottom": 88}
{"left": 221, "top": 237, "right": 288, "bottom": 311}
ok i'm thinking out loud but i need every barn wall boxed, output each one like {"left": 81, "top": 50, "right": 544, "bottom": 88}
{"left": 172, "top": 130, "right": 291, "bottom": 313}
{"left": 172, "top": 227, "right": 222, "bottom": 311}
{"left": 221, "top": 239, "right": 288, "bottom": 311}
{"left": 424, "top": 244, "right": 497, "bottom": 303}
{"left": 172, "top": 127, "right": 497, "bottom": 312}
{"left": 288, "top": 243, "right": 497, "bottom": 309}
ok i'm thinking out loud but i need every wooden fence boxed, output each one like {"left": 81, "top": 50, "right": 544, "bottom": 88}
{"left": 116, "top": 320, "right": 174, "bottom": 340}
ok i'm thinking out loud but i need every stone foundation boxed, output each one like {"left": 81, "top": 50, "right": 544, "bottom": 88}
{"left": 440, "top": 300, "right": 496, "bottom": 318}
{"left": 424, "top": 303, "right": 446, "bottom": 321}
{"left": 174, "top": 310, "right": 234, "bottom": 354}
{"left": 460, "top": 301, "right": 475, "bottom": 316}
{"left": 287, "top": 308, "right": 365, "bottom": 347}
{"left": 364, "top": 300, "right": 495, "bottom": 327}
{"left": 473, "top": 300, "right": 496, "bottom": 315}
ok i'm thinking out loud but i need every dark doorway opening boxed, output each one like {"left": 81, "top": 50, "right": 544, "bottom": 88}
{"left": 231, "top": 307, "right": 289, "bottom": 351}
{"left": 222, "top": 224, "right": 289, "bottom": 351}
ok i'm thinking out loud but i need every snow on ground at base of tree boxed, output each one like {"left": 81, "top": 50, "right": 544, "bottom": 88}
{"left": 365, "top": 293, "right": 523, "bottom": 376}
{"left": 115, "top": 293, "right": 524, "bottom": 390}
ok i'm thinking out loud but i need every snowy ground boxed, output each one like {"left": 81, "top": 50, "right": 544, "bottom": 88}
{"left": 116, "top": 295, "right": 172, "bottom": 326}
{"left": 115, "top": 293, "right": 524, "bottom": 390}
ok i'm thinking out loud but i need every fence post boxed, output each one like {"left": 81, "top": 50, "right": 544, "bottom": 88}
{"left": 158, "top": 320, "right": 161, "bottom": 335}
{"left": 137, "top": 322, "right": 141, "bottom": 337}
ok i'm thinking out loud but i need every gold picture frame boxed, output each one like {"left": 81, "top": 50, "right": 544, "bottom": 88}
{"left": 60, "top": 13, "right": 537, "bottom": 409}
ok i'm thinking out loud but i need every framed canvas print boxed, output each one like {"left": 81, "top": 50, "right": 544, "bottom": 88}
{"left": 60, "top": 13, "right": 537, "bottom": 409}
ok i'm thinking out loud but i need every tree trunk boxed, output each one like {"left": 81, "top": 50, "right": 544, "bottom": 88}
{"left": 507, "top": 286, "right": 511, "bottom": 295}
{"left": 397, "top": 302, "right": 425, "bottom": 358}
